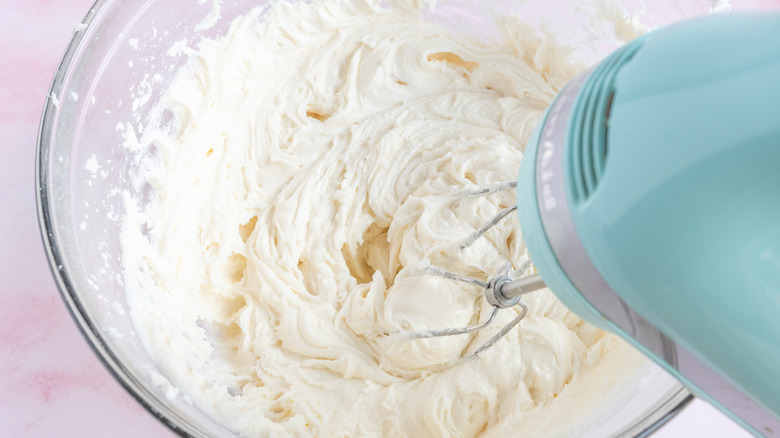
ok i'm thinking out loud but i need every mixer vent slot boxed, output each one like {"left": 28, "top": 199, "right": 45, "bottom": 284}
{"left": 569, "top": 39, "right": 644, "bottom": 203}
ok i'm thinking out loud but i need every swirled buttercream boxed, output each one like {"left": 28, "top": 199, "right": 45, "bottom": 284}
{"left": 122, "top": 1, "right": 646, "bottom": 436}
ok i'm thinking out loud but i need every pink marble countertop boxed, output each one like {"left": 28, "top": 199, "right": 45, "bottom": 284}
{"left": 0, "top": 0, "right": 759, "bottom": 436}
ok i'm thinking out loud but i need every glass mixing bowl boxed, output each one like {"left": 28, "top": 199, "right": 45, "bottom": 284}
{"left": 35, "top": 0, "right": 776, "bottom": 436}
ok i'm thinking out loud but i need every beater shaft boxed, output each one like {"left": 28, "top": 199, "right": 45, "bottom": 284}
{"left": 486, "top": 273, "right": 546, "bottom": 308}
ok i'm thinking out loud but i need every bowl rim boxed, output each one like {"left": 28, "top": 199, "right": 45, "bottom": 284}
{"left": 34, "top": 0, "right": 198, "bottom": 436}
{"left": 34, "top": 1, "right": 693, "bottom": 437}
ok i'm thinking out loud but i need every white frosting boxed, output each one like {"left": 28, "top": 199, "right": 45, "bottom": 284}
{"left": 123, "top": 1, "right": 646, "bottom": 436}
{"left": 710, "top": 0, "right": 734, "bottom": 13}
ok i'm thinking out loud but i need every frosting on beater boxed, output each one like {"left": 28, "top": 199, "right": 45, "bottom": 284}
{"left": 123, "top": 1, "right": 646, "bottom": 436}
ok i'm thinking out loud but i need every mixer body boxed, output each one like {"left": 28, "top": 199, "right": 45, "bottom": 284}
{"left": 516, "top": 12, "right": 780, "bottom": 437}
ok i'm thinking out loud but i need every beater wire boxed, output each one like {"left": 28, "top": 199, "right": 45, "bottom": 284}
{"left": 468, "top": 302, "right": 528, "bottom": 358}
{"left": 405, "top": 307, "right": 500, "bottom": 339}
{"left": 458, "top": 205, "right": 518, "bottom": 250}
{"left": 421, "top": 264, "right": 488, "bottom": 288}
{"left": 461, "top": 181, "right": 517, "bottom": 198}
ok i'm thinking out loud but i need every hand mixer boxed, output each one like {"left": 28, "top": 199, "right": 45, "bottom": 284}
{"left": 405, "top": 12, "right": 780, "bottom": 437}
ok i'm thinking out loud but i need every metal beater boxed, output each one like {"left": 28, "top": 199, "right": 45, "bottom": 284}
{"left": 399, "top": 181, "right": 546, "bottom": 358}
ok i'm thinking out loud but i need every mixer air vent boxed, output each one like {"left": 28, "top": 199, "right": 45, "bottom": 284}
{"left": 569, "top": 39, "right": 644, "bottom": 203}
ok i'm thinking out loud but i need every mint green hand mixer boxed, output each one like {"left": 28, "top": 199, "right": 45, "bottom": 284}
{"left": 410, "top": 12, "right": 780, "bottom": 437}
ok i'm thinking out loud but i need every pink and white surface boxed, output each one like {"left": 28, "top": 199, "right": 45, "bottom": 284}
{"left": 0, "top": 0, "right": 758, "bottom": 436}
